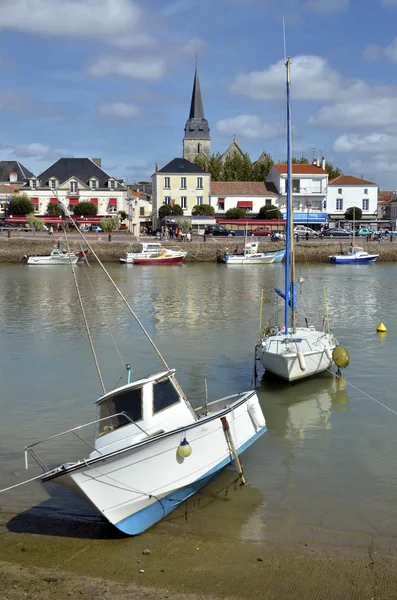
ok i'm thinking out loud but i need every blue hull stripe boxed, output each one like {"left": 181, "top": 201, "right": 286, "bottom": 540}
{"left": 115, "top": 426, "right": 266, "bottom": 535}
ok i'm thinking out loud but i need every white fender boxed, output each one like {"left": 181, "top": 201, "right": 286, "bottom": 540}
{"left": 297, "top": 350, "right": 306, "bottom": 371}
{"left": 247, "top": 399, "right": 266, "bottom": 429}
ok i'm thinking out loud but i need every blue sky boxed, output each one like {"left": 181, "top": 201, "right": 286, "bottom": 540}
{"left": 0, "top": 0, "right": 397, "bottom": 189}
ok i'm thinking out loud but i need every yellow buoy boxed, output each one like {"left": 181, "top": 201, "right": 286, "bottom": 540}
{"left": 332, "top": 346, "right": 350, "bottom": 369}
{"left": 177, "top": 438, "right": 192, "bottom": 458}
{"left": 377, "top": 322, "right": 387, "bottom": 333}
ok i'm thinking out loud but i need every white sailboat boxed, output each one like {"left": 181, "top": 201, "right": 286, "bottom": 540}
{"left": 223, "top": 225, "right": 285, "bottom": 265}
{"left": 255, "top": 57, "right": 336, "bottom": 382}
{"left": 1, "top": 199, "right": 266, "bottom": 535}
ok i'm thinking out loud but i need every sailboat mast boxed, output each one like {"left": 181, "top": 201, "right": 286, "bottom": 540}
{"left": 285, "top": 56, "right": 297, "bottom": 334}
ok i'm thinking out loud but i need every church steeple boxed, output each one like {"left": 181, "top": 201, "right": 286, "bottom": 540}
{"left": 183, "top": 66, "right": 210, "bottom": 162}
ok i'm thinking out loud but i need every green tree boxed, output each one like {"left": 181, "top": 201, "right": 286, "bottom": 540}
{"left": 191, "top": 204, "right": 215, "bottom": 216}
{"left": 258, "top": 204, "right": 282, "bottom": 219}
{"left": 193, "top": 154, "right": 207, "bottom": 170}
{"left": 344, "top": 206, "right": 362, "bottom": 221}
{"left": 100, "top": 216, "right": 119, "bottom": 232}
{"left": 292, "top": 156, "right": 309, "bottom": 164}
{"left": 26, "top": 214, "right": 44, "bottom": 231}
{"left": 175, "top": 217, "right": 191, "bottom": 232}
{"left": 252, "top": 154, "right": 274, "bottom": 180}
{"left": 207, "top": 153, "right": 223, "bottom": 181}
{"left": 8, "top": 193, "right": 34, "bottom": 215}
{"left": 118, "top": 210, "right": 128, "bottom": 222}
{"left": 73, "top": 201, "right": 98, "bottom": 216}
{"left": 325, "top": 161, "right": 342, "bottom": 180}
{"left": 46, "top": 202, "right": 61, "bottom": 216}
{"left": 225, "top": 207, "right": 247, "bottom": 219}
{"left": 158, "top": 204, "right": 184, "bottom": 219}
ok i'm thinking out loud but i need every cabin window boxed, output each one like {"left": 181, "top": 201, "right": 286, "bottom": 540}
{"left": 98, "top": 387, "right": 142, "bottom": 435}
{"left": 153, "top": 377, "right": 180, "bottom": 414}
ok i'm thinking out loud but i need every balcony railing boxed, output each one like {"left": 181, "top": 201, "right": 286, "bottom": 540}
{"left": 66, "top": 189, "right": 80, "bottom": 197}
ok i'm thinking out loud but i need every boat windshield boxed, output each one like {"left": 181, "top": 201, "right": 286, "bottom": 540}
{"left": 97, "top": 386, "right": 143, "bottom": 436}
{"left": 153, "top": 376, "right": 180, "bottom": 414}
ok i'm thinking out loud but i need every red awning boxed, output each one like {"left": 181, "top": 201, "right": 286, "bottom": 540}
{"left": 50, "top": 198, "right": 57, "bottom": 204}
{"left": 91, "top": 198, "right": 98, "bottom": 205}
{"left": 109, "top": 198, "right": 117, "bottom": 206}
{"left": 218, "top": 197, "right": 225, "bottom": 203}
{"left": 69, "top": 198, "right": 79, "bottom": 205}
{"left": 31, "top": 198, "right": 38, "bottom": 204}
{"left": 237, "top": 201, "right": 253, "bottom": 208}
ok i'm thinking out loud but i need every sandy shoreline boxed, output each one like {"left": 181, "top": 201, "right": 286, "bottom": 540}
{"left": 1, "top": 503, "right": 397, "bottom": 600}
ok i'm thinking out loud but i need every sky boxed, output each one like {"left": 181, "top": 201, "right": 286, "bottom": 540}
{"left": 0, "top": 0, "right": 397, "bottom": 189}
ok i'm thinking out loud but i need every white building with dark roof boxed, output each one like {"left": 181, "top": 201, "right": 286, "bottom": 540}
{"left": 21, "top": 157, "right": 129, "bottom": 218}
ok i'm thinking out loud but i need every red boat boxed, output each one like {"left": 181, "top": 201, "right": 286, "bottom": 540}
{"left": 133, "top": 253, "right": 186, "bottom": 265}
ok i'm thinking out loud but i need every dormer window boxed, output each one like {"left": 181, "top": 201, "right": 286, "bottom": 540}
{"left": 109, "top": 179, "right": 116, "bottom": 190}
{"left": 50, "top": 179, "right": 57, "bottom": 191}
{"left": 30, "top": 179, "right": 37, "bottom": 190}
{"left": 70, "top": 181, "right": 78, "bottom": 193}
{"left": 90, "top": 179, "right": 98, "bottom": 190}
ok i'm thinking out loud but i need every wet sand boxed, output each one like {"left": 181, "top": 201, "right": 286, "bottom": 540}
{"left": 1, "top": 480, "right": 397, "bottom": 600}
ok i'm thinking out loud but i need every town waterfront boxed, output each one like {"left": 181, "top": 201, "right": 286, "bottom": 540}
{"left": 1, "top": 261, "right": 397, "bottom": 597}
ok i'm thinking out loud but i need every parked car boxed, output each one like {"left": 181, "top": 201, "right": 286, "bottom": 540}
{"left": 204, "top": 225, "right": 235, "bottom": 237}
{"left": 294, "top": 225, "right": 319, "bottom": 238}
{"left": 355, "top": 227, "right": 374, "bottom": 237}
{"left": 250, "top": 227, "right": 271, "bottom": 236}
{"left": 323, "top": 228, "right": 352, "bottom": 238}
{"left": 82, "top": 225, "right": 102, "bottom": 233}
{"left": 0, "top": 222, "right": 19, "bottom": 231}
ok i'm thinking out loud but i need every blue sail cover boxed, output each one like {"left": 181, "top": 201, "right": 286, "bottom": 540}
{"left": 275, "top": 286, "right": 297, "bottom": 310}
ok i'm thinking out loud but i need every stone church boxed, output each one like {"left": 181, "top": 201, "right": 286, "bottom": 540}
{"left": 183, "top": 67, "right": 267, "bottom": 164}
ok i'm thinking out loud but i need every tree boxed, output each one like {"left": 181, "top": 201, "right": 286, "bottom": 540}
{"left": 344, "top": 206, "right": 362, "bottom": 221}
{"left": 175, "top": 217, "right": 191, "bottom": 232}
{"left": 252, "top": 155, "right": 274, "bottom": 180}
{"left": 26, "top": 214, "right": 44, "bottom": 231}
{"left": 292, "top": 156, "right": 309, "bottom": 164}
{"left": 225, "top": 207, "right": 247, "bottom": 219}
{"left": 258, "top": 204, "right": 282, "bottom": 219}
{"left": 325, "top": 161, "right": 342, "bottom": 180}
{"left": 158, "top": 204, "right": 183, "bottom": 219}
{"left": 118, "top": 210, "right": 128, "bottom": 222}
{"left": 73, "top": 201, "right": 98, "bottom": 216}
{"left": 100, "top": 216, "right": 119, "bottom": 232}
{"left": 8, "top": 193, "right": 34, "bottom": 215}
{"left": 191, "top": 204, "right": 215, "bottom": 216}
{"left": 46, "top": 202, "right": 61, "bottom": 216}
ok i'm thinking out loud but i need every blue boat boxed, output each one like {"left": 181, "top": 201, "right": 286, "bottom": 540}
{"left": 329, "top": 245, "right": 378, "bottom": 264}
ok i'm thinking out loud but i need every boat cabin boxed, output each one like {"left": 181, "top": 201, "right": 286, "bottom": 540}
{"left": 348, "top": 246, "right": 364, "bottom": 255}
{"left": 92, "top": 370, "right": 197, "bottom": 455}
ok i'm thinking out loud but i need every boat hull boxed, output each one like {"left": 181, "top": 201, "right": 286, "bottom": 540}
{"left": 224, "top": 248, "right": 285, "bottom": 265}
{"left": 133, "top": 255, "right": 185, "bottom": 265}
{"left": 329, "top": 255, "right": 378, "bottom": 264}
{"left": 43, "top": 393, "right": 265, "bottom": 535}
{"left": 27, "top": 255, "right": 79, "bottom": 265}
{"left": 258, "top": 328, "right": 336, "bottom": 382}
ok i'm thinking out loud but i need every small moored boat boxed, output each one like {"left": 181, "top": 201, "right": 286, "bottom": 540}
{"left": 329, "top": 245, "right": 378, "bottom": 264}
{"left": 25, "top": 249, "right": 79, "bottom": 265}
{"left": 120, "top": 242, "right": 187, "bottom": 265}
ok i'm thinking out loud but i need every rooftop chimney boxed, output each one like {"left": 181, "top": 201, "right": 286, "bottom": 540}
{"left": 9, "top": 172, "right": 17, "bottom": 183}
{"left": 92, "top": 158, "right": 102, "bottom": 168}
{"left": 321, "top": 157, "right": 325, "bottom": 170}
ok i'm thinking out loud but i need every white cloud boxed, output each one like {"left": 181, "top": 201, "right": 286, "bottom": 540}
{"left": 0, "top": 0, "right": 152, "bottom": 48}
{"left": 310, "top": 98, "right": 397, "bottom": 128}
{"left": 363, "top": 38, "right": 397, "bottom": 62}
{"left": 99, "top": 102, "right": 141, "bottom": 119}
{"left": 381, "top": 0, "right": 397, "bottom": 5}
{"left": 229, "top": 55, "right": 366, "bottom": 101}
{"left": 304, "top": 0, "right": 349, "bottom": 13}
{"left": 12, "top": 143, "right": 67, "bottom": 160}
{"left": 216, "top": 114, "right": 279, "bottom": 140}
{"left": 88, "top": 55, "right": 167, "bottom": 80}
{"left": 333, "top": 133, "right": 397, "bottom": 153}
{"left": 162, "top": 0, "right": 195, "bottom": 16}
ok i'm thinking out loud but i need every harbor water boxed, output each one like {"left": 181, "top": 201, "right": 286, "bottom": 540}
{"left": 0, "top": 260, "right": 396, "bottom": 546}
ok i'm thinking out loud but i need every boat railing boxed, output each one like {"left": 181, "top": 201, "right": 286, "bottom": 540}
{"left": 24, "top": 412, "right": 136, "bottom": 473}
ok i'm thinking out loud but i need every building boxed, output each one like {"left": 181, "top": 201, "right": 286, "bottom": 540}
{"left": 266, "top": 160, "right": 328, "bottom": 225}
{"left": 327, "top": 175, "right": 377, "bottom": 224}
{"left": 377, "top": 190, "right": 394, "bottom": 222}
{"left": 20, "top": 157, "right": 129, "bottom": 224}
{"left": 151, "top": 157, "right": 210, "bottom": 227}
{"left": 0, "top": 160, "right": 34, "bottom": 185}
{"left": 183, "top": 67, "right": 210, "bottom": 162}
{"left": 210, "top": 181, "right": 278, "bottom": 214}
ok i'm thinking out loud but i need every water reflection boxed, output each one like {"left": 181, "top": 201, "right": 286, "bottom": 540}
{"left": 259, "top": 373, "right": 349, "bottom": 442}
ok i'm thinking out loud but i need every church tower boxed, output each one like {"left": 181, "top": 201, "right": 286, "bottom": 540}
{"left": 183, "top": 66, "right": 210, "bottom": 161}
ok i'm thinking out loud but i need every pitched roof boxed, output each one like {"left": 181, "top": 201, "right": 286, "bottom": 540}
{"left": 184, "top": 66, "right": 210, "bottom": 140}
{"left": 0, "top": 184, "right": 20, "bottom": 194}
{"left": 328, "top": 175, "right": 376, "bottom": 186}
{"left": 157, "top": 157, "right": 208, "bottom": 174}
{"left": 273, "top": 163, "right": 327, "bottom": 175}
{"left": 0, "top": 160, "right": 34, "bottom": 182}
{"left": 32, "top": 158, "right": 126, "bottom": 188}
{"left": 211, "top": 181, "right": 277, "bottom": 196}
{"left": 221, "top": 137, "right": 245, "bottom": 162}
{"left": 378, "top": 190, "right": 394, "bottom": 203}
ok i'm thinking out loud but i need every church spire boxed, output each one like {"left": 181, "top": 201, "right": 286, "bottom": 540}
{"left": 183, "top": 65, "right": 210, "bottom": 162}
{"left": 188, "top": 67, "right": 204, "bottom": 120}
